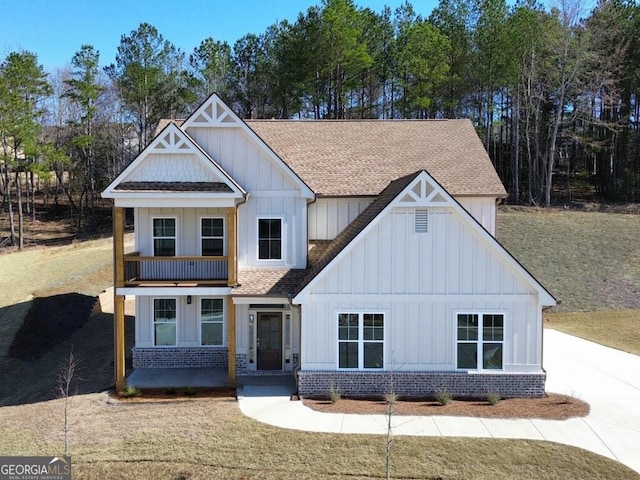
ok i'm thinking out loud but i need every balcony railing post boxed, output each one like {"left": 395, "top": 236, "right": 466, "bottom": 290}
{"left": 228, "top": 207, "right": 238, "bottom": 287}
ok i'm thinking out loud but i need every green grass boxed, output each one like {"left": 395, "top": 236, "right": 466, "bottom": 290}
{"left": 0, "top": 393, "right": 636, "bottom": 480}
{"left": 546, "top": 309, "right": 640, "bottom": 355}
{"left": 497, "top": 208, "right": 640, "bottom": 312}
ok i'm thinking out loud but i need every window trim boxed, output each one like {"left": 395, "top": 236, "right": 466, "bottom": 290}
{"left": 151, "top": 216, "right": 178, "bottom": 257}
{"left": 199, "top": 216, "right": 226, "bottom": 257}
{"left": 256, "top": 216, "right": 284, "bottom": 261}
{"left": 454, "top": 311, "right": 505, "bottom": 371}
{"left": 336, "top": 311, "right": 386, "bottom": 370}
{"left": 152, "top": 297, "right": 178, "bottom": 347}
{"left": 199, "top": 297, "right": 225, "bottom": 346}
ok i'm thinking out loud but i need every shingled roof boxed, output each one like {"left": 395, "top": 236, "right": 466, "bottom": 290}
{"left": 246, "top": 119, "right": 506, "bottom": 198}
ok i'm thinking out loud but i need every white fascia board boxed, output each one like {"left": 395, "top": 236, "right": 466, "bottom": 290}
{"left": 232, "top": 296, "right": 289, "bottom": 305}
{"left": 112, "top": 196, "right": 239, "bottom": 208}
{"left": 116, "top": 286, "right": 232, "bottom": 296}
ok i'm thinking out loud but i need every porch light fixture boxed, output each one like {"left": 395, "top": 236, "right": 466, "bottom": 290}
{"left": 187, "top": 295, "right": 192, "bottom": 304}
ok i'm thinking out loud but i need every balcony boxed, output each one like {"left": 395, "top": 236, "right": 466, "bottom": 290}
{"left": 123, "top": 252, "right": 230, "bottom": 286}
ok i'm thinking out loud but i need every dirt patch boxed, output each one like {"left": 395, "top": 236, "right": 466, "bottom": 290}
{"left": 303, "top": 393, "right": 589, "bottom": 420}
{"left": 108, "top": 387, "right": 237, "bottom": 403}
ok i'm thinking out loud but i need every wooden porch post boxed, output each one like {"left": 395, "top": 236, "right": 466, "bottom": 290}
{"left": 227, "top": 296, "right": 236, "bottom": 386}
{"left": 227, "top": 207, "right": 237, "bottom": 287}
{"left": 113, "top": 206, "right": 126, "bottom": 390}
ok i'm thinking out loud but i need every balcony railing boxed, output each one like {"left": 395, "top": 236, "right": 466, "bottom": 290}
{"left": 123, "top": 252, "right": 229, "bottom": 285}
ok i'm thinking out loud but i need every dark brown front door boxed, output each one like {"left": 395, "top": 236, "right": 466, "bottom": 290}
{"left": 257, "top": 312, "right": 282, "bottom": 370}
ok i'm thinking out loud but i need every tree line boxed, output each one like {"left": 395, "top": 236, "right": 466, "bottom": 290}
{"left": 1, "top": 0, "right": 639, "bottom": 248}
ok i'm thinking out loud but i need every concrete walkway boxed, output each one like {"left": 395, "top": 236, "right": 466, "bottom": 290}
{"left": 238, "top": 330, "right": 640, "bottom": 475}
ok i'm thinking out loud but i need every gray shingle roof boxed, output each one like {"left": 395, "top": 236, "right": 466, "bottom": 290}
{"left": 246, "top": 119, "right": 506, "bottom": 197}
{"left": 114, "top": 182, "right": 233, "bottom": 192}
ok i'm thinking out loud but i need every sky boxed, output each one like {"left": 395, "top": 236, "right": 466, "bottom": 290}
{"left": 1, "top": 0, "right": 438, "bottom": 73}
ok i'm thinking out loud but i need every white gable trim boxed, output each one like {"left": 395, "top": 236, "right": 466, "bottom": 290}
{"left": 182, "top": 94, "right": 314, "bottom": 199}
{"left": 293, "top": 170, "right": 556, "bottom": 306}
{"left": 102, "top": 122, "right": 246, "bottom": 199}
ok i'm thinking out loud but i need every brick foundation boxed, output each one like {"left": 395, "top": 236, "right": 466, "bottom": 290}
{"left": 132, "top": 347, "right": 228, "bottom": 368}
{"left": 297, "top": 370, "right": 546, "bottom": 398}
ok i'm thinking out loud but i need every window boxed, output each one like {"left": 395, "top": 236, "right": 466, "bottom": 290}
{"left": 338, "top": 312, "right": 384, "bottom": 369}
{"left": 154, "top": 298, "right": 177, "bottom": 346}
{"left": 258, "top": 218, "right": 282, "bottom": 260}
{"left": 415, "top": 209, "right": 429, "bottom": 233}
{"left": 201, "top": 218, "right": 224, "bottom": 256}
{"left": 456, "top": 313, "right": 504, "bottom": 370}
{"left": 201, "top": 298, "right": 224, "bottom": 345}
{"left": 153, "top": 218, "right": 176, "bottom": 256}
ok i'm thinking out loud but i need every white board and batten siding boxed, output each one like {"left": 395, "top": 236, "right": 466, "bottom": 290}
{"left": 457, "top": 196, "right": 497, "bottom": 235}
{"left": 308, "top": 197, "right": 374, "bottom": 240}
{"left": 135, "top": 207, "right": 230, "bottom": 256}
{"left": 309, "top": 196, "right": 497, "bottom": 241}
{"left": 186, "top": 126, "right": 308, "bottom": 268}
{"left": 299, "top": 205, "right": 543, "bottom": 372}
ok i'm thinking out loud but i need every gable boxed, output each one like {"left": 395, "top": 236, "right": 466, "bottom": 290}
{"left": 182, "top": 94, "right": 314, "bottom": 198}
{"left": 293, "top": 171, "right": 555, "bottom": 306}
{"left": 102, "top": 123, "right": 245, "bottom": 200}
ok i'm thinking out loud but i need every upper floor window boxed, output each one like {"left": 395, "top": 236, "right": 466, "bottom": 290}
{"left": 456, "top": 313, "right": 504, "bottom": 370}
{"left": 201, "top": 218, "right": 225, "bottom": 256}
{"left": 153, "top": 218, "right": 176, "bottom": 256}
{"left": 258, "top": 218, "right": 282, "bottom": 260}
{"left": 338, "top": 312, "right": 384, "bottom": 369}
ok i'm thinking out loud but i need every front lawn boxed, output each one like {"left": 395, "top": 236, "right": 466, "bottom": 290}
{"left": 0, "top": 393, "right": 636, "bottom": 480}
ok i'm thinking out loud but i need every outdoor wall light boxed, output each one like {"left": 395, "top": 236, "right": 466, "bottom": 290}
{"left": 187, "top": 295, "right": 192, "bottom": 304}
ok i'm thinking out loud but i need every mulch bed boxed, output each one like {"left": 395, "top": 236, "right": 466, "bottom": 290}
{"left": 303, "top": 393, "right": 589, "bottom": 420}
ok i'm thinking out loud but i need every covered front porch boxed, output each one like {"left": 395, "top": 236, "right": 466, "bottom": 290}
{"left": 125, "top": 367, "right": 296, "bottom": 390}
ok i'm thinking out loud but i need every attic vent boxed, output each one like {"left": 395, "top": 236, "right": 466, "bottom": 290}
{"left": 415, "top": 209, "right": 429, "bottom": 233}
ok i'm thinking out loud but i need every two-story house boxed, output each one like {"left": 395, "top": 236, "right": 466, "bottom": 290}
{"left": 102, "top": 94, "right": 555, "bottom": 398}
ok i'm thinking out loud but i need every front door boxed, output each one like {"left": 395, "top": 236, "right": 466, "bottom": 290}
{"left": 257, "top": 312, "right": 282, "bottom": 370}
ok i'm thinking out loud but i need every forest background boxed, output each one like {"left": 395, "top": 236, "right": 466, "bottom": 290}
{"left": 1, "top": 0, "right": 639, "bottom": 248}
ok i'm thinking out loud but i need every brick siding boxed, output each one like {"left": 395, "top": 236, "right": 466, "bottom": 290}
{"left": 132, "top": 347, "right": 228, "bottom": 368}
{"left": 297, "top": 370, "right": 546, "bottom": 398}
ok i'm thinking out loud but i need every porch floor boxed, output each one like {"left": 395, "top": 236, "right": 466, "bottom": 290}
{"left": 125, "top": 367, "right": 296, "bottom": 390}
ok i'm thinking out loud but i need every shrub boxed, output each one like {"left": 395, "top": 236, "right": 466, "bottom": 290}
{"left": 434, "top": 390, "right": 451, "bottom": 406}
{"left": 119, "top": 386, "right": 139, "bottom": 398}
{"left": 184, "top": 387, "right": 197, "bottom": 396}
{"left": 329, "top": 384, "right": 342, "bottom": 404}
{"left": 487, "top": 392, "right": 501, "bottom": 405}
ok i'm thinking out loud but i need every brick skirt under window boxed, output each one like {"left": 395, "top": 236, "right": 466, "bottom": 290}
{"left": 132, "top": 347, "right": 228, "bottom": 368}
{"left": 297, "top": 370, "right": 546, "bottom": 398}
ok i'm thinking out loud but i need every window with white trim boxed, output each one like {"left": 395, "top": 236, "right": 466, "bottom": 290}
{"left": 153, "top": 218, "right": 176, "bottom": 256}
{"left": 415, "top": 209, "right": 429, "bottom": 233}
{"left": 456, "top": 313, "right": 504, "bottom": 370}
{"left": 201, "top": 218, "right": 225, "bottom": 256}
{"left": 153, "top": 298, "right": 177, "bottom": 346}
{"left": 338, "top": 312, "right": 384, "bottom": 369}
{"left": 258, "top": 218, "right": 282, "bottom": 260}
{"left": 201, "top": 298, "right": 224, "bottom": 345}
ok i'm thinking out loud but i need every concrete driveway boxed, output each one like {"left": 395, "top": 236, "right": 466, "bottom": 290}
{"left": 238, "top": 329, "right": 640, "bottom": 475}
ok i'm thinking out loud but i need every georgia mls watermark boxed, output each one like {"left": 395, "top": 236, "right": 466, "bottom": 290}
{"left": 0, "top": 457, "right": 71, "bottom": 480}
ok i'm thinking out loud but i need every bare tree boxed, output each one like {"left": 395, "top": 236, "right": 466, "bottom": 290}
{"left": 56, "top": 349, "right": 78, "bottom": 455}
